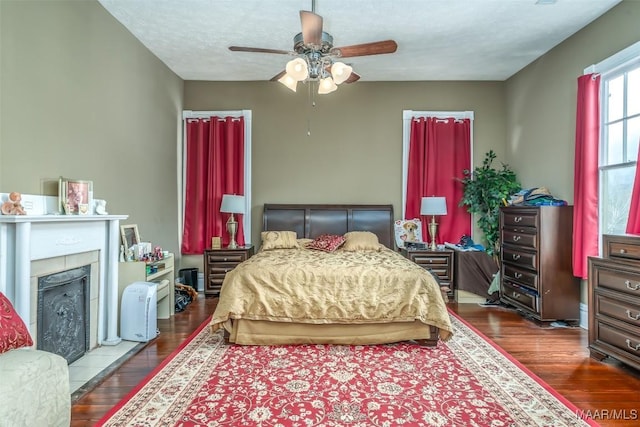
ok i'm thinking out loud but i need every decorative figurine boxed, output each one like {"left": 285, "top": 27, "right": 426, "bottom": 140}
{"left": 95, "top": 199, "right": 108, "bottom": 215}
{"left": 1, "top": 192, "right": 26, "bottom": 215}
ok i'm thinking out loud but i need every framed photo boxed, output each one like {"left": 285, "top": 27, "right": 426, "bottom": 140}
{"left": 59, "top": 177, "right": 93, "bottom": 215}
{"left": 120, "top": 224, "right": 140, "bottom": 250}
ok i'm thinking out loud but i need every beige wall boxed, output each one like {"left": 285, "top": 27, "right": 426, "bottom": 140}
{"left": 0, "top": 0, "right": 184, "bottom": 254}
{"left": 2, "top": 0, "right": 637, "bottom": 281}
{"left": 505, "top": 0, "right": 640, "bottom": 201}
{"left": 184, "top": 81, "right": 507, "bottom": 249}
{"left": 505, "top": 0, "right": 640, "bottom": 303}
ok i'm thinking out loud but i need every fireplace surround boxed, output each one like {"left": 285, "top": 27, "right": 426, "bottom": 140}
{"left": 0, "top": 196, "right": 127, "bottom": 350}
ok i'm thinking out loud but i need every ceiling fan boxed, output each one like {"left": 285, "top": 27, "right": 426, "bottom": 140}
{"left": 228, "top": 2, "right": 397, "bottom": 94}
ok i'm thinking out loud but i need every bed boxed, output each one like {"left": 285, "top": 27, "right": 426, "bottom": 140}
{"left": 209, "top": 204, "right": 453, "bottom": 346}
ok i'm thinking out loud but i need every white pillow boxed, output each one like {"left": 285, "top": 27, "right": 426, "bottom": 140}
{"left": 394, "top": 218, "right": 424, "bottom": 248}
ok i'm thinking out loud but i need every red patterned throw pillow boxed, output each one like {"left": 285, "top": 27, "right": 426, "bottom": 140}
{"left": 306, "top": 234, "right": 346, "bottom": 252}
{"left": 0, "top": 292, "right": 33, "bottom": 354}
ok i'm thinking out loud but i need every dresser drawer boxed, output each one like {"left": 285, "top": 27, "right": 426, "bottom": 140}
{"left": 593, "top": 266, "right": 640, "bottom": 298}
{"left": 501, "top": 210, "right": 538, "bottom": 228}
{"left": 596, "top": 294, "right": 640, "bottom": 328}
{"left": 501, "top": 246, "right": 537, "bottom": 271}
{"left": 503, "top": 264, "right": 538, "bottom": 289}
{"left": 501, "top": 280, "right": 538, "bottom": 312}
{"left": 594, "top": 320, "right": 640, "bottom": 363}
{"left": 603, "top": 234, "right": 640, "bottom": 263}
{"left": 502, "top": 228, "right": 537, "bottom": 250}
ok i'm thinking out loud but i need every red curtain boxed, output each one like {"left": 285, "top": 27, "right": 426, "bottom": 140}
{"left": 572, "top": 74, "right": 600, "bottom": 279}
{"left": 626, "top": 142, "right": 640, "bottom": 234}
{"left": 406, "top": 117, "right": 471, "bottom": 244}
{"left": 181, "top": 116, "right": 245, "bottom": 254}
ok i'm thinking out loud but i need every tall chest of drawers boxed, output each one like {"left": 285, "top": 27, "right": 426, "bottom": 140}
{"left": 499, "top": 205, "right": 579, "bottom": 321}
{"left": 588, "top": 234, "right": 640, "bottom": 370}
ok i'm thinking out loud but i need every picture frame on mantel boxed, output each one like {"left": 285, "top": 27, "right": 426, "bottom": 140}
{"left": 59, "top": 177, "right": 93, "bottom": 215}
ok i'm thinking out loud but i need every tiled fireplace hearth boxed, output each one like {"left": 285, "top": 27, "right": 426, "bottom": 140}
{"left": 0, "top": 211, "right": 128, "bottom": 351}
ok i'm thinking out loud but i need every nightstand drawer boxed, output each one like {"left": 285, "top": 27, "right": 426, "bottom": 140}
{"left": 423, "top": 265, "right": 451, "bottom": 280}
{"left": 411, "top": 255, "right": 450, "bottom": 266}
{"left": 207, "top": 252, "right": 247, "bottom": 263}
{"left": 208, "top": 263, "right": 240, "bottom": 275}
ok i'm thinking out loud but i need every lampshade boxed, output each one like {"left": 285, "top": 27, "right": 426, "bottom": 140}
{"left": 278, "top": 54, "right": 353, "bottom": 95}
{"left": 278, "top": 73, "right": 298, "bottom": 92}
{"left": 331, "top": 62, "right": 353, "bottom": 85}
{"left": 220, "top": 194, "right": 245, "bottom": 214}
{"left": 420, "top": 197, "right": 447, "bottom": 216}
{"left": 318, "top": 76, "right": 338, "bottom": 94}
{"left": 285, "top": 58, "right": 309, "bottom": 81}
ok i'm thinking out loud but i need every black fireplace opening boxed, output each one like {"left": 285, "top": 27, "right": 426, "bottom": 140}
{"left": 37, "top": 265, "right": 91, "bottom": 364}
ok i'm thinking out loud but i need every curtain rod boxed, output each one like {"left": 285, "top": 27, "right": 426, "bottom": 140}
{"left": 403, "top": 110, "right": 474, "bottom": 120}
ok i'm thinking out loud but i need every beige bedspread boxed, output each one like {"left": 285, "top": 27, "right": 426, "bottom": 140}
{"left": 209, "top": 246, "right": 453, "bottom": 341}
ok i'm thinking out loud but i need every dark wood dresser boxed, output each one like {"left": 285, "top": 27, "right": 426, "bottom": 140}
{"left": 203, "top": 246, "right": 254, "bottom": 296}
{"left": 401, "top": 248, "right": 455, "bottom": 301}
{"left": 499, "top": 205, "right": 579, "bottom": 321}
{"left": 588, "top": 234, "right": 640, "bottom": 370}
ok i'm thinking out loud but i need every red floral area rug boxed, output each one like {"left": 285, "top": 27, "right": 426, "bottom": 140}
{"left": 97, "top": 313, "right": 599, "bottom": 426}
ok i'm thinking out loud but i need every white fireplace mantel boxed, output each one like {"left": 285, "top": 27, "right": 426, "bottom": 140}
{"left": 0, "top": 214, "right": 128, "bottom": 346}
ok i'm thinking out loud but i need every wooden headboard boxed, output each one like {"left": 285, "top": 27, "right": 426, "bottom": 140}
{"left": 262, "top": 204, "right": 395, "bottom": 249}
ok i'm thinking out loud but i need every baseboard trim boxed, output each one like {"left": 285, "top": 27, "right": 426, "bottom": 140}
{"left": 456, "top": 290, "right": 486, "bottom": 304}
{"left": 579, "top": 302, "right": 588, "bottom": 330}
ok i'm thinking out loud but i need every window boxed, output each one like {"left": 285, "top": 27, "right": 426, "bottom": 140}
{"left": 591, "top": 43, "right": 640, "bottom": 235}
{"left": 180, "top": 110, "right": 252, "bottom": 252}
{"left": 401, "top": 110, "right": 474, "bottom": 244}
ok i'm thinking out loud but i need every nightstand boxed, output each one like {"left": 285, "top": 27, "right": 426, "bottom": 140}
{"left": 401, "top": 248, "right": 455, "bottom": 301}
{"left": 203, "top": 246, "right": 254, "bottom": 296}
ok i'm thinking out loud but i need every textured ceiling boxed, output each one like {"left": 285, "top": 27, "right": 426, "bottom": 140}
{"left": 98, "top": 0, "right": 621, "bottom": 82}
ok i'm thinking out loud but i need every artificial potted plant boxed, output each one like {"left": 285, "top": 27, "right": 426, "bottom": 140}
{"left": 459, "top": 150, "right": 521, "bottom": 258}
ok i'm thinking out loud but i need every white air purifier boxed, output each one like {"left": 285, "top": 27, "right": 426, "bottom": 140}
{"left": 120, "top": 281, "right": 158, "bottom": 342}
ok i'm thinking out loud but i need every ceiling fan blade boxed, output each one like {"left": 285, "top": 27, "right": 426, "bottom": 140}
{"left": 330, "top": 40, "right": 398, "bottom": 58}
{"left": 229, "top": 46, "right": 291, "bottom": 55}
{"left": 270, "top": 70, "right": 286, "bottom": 82}
{"left": 345, "top": 71, "right": 361, "bottom": 84}
{"left": 300, "top": 10, "right": 323, "bottom": 45}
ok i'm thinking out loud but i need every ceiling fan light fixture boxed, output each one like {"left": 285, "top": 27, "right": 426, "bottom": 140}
{"left": 285, "top": 57, "right": 309, "bottom": 81}
{"left": 278, "top": 73, "right": 298, "bottom": 92}
{"left": 331, "top": 62, "right": 352, "bottom": 85}
{"left": 318, "top": 76, "right": 337, "bottom": 94}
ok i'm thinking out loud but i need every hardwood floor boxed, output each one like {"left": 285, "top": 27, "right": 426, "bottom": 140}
{"left": 71, "top": 299, "right": 640, "bottom": 426}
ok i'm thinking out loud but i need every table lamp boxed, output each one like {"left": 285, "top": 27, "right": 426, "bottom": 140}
{"left": 220, "top": 194, "right": 245, "bottom": 249}
{"left": 421, "top": 196, "right": 447, "bottom": 251}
